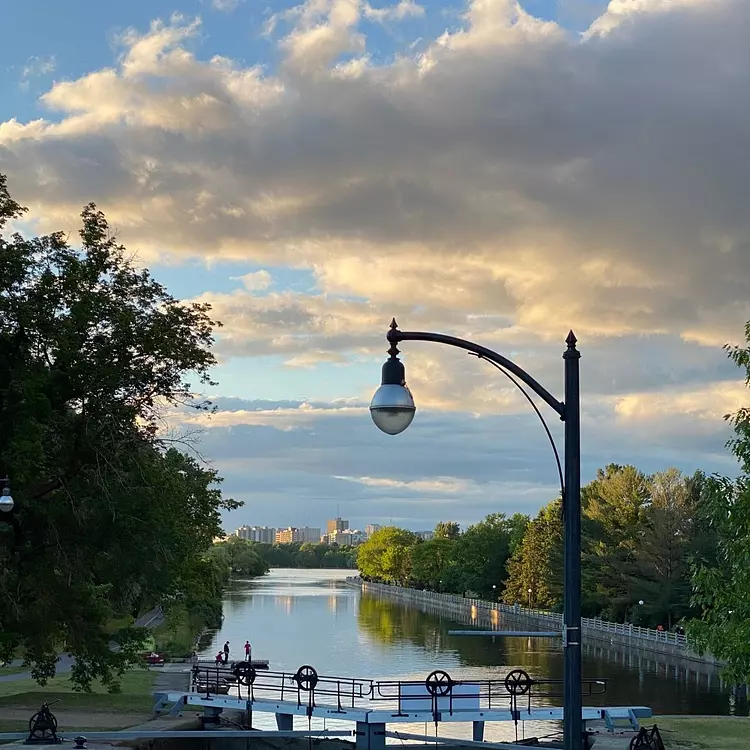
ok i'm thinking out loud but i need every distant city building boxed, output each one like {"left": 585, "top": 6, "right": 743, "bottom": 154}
{"left": 327, "top": 517, "right": 349, "bottom": 535}
{"left": 415, "top": 531, "right": 434, "bottom": 541}
{"left": 235, "top": 525, "right": 276, "bottom": 543}
{"left": 365, "top": 524, "right": 381, "bottom": 537}
{"left": 323, "top": 529, "right": 366, "bottom": 546}
{"left": 301, "top": 526, "right": 322, "bottom": 543}
{"left": 275, "top": 526, "right": 322, "bottom": 544}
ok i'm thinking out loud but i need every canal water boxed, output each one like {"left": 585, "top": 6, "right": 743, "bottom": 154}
{"left": 200, "top": 568, "right": 744, "bottom": 742}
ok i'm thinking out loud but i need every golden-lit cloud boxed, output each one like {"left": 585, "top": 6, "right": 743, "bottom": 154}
{"left": 1, "top": 0, "right": 748, "bottom": 348}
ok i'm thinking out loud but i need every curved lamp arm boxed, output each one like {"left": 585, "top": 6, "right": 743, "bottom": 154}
{"left": 387, "top": 325, "right": 566, "bottom": 418}
{"left": 470, "top": 353, "right": 565, "bottom": 503}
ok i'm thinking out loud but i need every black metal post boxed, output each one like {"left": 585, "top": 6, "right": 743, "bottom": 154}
{"left": 563, "top": 331, "right": 582, "bottom": 750}
{"left": 382, "top": 323, "right": 583, "bottom": 750}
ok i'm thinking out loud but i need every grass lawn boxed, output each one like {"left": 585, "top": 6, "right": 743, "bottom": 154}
{"left": 653, "top": 716, "right": 750, "bottom": 749}
{"left": 0, "top": 669, "right": 157, "bottom": 734}
{"left": 0, "top": 667, "right": 156, "bottom": 704}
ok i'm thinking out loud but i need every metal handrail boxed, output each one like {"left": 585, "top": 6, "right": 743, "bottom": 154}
{"left": 350, "top": 578, "right": 687, "bottom": 648}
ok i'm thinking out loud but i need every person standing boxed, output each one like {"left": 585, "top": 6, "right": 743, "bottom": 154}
{"left": 244, "top": 640, "right": 251, "bottom": 660}
{"left": 223, "top": 641, "right": 230, "bottom": 664}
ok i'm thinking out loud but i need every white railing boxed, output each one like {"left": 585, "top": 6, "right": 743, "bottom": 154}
{"left": 349, "top": 578, "right": 687, "bottom": 648}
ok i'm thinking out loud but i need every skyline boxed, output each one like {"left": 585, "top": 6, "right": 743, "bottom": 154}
{"left": 1, "top": 0, "right": 748, "bottom": 531}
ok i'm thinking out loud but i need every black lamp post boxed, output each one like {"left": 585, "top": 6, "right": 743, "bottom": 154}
{"left": 370, "top": 319, "right": 583, "bottom": 750}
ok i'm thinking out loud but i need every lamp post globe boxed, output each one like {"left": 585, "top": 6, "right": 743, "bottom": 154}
{"left": 370, "top": 383, "right": 416, "bottom": 435}
{"left": 0, "top": 487, "right": 13, "bottom": 514}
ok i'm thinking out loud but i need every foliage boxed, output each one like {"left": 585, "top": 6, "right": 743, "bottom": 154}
{"left": 410, "top": 538, "right": 456, "bottom": 590}
{"left": 213, "top": 537, "right": 270, "bottom": 577}
{"left": 357, "top": 527, "right": 420, "bottom": 584}
{"left": 248, "top": 541, "right": 357, "bottom": 569}
{"left": 504, "top": 500, "right": 563, "bottom": 609}
{"left": 0, "top": 175, "right": 240, "bottom": 690}
{"left": 688, "top": 476, "right": 750, "bottom": 682}
{"left": 451, "top": 513, "right": 517, "bottom": 598}
{"left": 434, "top": 521, "right": 460, "bottom": 540}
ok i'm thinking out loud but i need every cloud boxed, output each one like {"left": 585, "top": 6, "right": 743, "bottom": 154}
{"left": 363, "top": 1, "right": 425, "bottom": 24}
{"left": 2, "top": 0, "right": 750, "bottom": 525}
{"left": 210, "top": 0, "right": 241, "bottom": 11}
{"left": 2, "top": 2, "right": 749, "bottom": 348}
{"left": 335, "top": 475, "right": 478, "bottom": 494}
{"left": 167, "top": 394, "right": 736, "bottom": 530}
{"left": 19, "top": 55, "right": 56, "bottom": 90}
{"left": 232, "top": 269, "right": 273, "bottom": 291}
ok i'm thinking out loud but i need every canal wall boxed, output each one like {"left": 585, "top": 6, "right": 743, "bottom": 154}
{"left": 352, "top": 579, "right": 722, "bottom": 670}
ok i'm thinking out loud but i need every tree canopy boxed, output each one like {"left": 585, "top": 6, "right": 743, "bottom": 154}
{"left": 0, "top": 175, "right": 240, "bottom": 689}
{"left": 688, "top": 322, "right": 750, "bottom": 683}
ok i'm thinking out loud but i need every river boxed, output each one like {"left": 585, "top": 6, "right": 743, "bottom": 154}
{"left": 199, "top": 568, "right": 745, "bottom": 742}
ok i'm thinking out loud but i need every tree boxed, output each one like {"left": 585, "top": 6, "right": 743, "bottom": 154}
{"left": 434, "top": 521, "right": 461, "bottom": 540}
{"left": 581, "top": 464, "right": 650, "bottom": 621}
{"left": 507, "top": 513, "right": 530, "bottom": 556}
{"left": 625, "top": 469, "right": 699, "bottom": 628}
{"left": 357, "top": 527, "right": 420, "bottom": 584}
{"left": 0, "top": 175, "right": 240, "bottom": 689}
{"left": 452, "top": 513, "right": 513, "bottom": 598}
{"left": 689, "top": 321, "right": 750, "bottom": 683}
{"left": 504, "top": 501, "right": 563, "bottom": 609}
{"left": 219, "top": 538, "right": 270, "bottom": 577}
{"left": 411, "top": 538, "right": 457, "bottom": 590}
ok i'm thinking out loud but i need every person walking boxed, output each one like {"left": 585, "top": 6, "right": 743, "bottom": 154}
{"left": 244, "top": 640, "right": 251, "bottom": 660}
{"left": 223, "top": 641, "right": 230, "bottom": 664}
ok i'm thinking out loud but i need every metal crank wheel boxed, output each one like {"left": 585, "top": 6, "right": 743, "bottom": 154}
{"left": 504, "top": 669, "right": 533, "bottom": 696}
{"left": 294, "top": 665, "right": 319, "bottom": 691}
{"left": 28, "top": 709, "right": 58, "bottom": 742}
{"left": 425, "top": 669, "right": 453, "bottom": 697}
{"left": 233, "top": 661, "right": 257, "bottom": 686}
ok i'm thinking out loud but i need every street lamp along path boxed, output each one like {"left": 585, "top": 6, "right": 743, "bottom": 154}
{"left": 369, "top": 319, "right": 584, "bottom": 750}
{"left": 0, "top": 483, "right": 13, "bottom": 513}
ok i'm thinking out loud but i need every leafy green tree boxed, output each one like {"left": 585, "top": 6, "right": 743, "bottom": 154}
{"left": 504, "top": 501, "right": 563, "bottom": 609}
{"left": 689, "top": 322, "right": 750, "bottom": 683}
{"left": 625, "top": 469, "right": 700, "bottom": 628}
{"left": 357, "top": 527, "right": 420, "bottom": 584}
{"left": 434, "top": 521, "right": 461, "bottom": 540}
{"left": 218, "top": 538, "right": 270, "bottom": 577}
{"left": 507, "top": 513, "right": 530, "bottom": 556}
{"left": 453, "top": 513, "right": 513, "bottom": 598}
{"left": 411, "top": 538, "right": 457, "bottom": 590}
{"left": 0, "top": 175, "right": 239, "bottom": 689}
{"left": 581, "top": 464, "right": 650, "bottom": 621}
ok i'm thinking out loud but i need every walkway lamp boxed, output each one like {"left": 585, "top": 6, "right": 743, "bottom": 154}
{"left": 370, "top": 319, "right": 582, "bottom": 750}
{"left": 0, "top": 485, "right": 13, "bottom": 514}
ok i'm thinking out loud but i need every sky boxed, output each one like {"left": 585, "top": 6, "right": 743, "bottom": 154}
{"left": 1, "top": 0, "right": 749, "bottom": 533}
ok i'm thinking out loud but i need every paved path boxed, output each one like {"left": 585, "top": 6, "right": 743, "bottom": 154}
{"left": 0, "top": 607, "right": 165, "bottom": 684}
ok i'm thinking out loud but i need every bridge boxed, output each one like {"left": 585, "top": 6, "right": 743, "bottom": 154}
{"left": 0, "top": 663, "right": 655, "bottom": 749}
{"left": 156, "top": 663, "right": 650, "bottom": 748}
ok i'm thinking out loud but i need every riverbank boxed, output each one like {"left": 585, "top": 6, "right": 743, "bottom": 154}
{"left": 353, "top": 579, "right": 722, "bottom": 668}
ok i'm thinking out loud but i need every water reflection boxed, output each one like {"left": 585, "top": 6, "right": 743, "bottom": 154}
{"left": 203, "top": 568, "right": 746, "bottom": 717}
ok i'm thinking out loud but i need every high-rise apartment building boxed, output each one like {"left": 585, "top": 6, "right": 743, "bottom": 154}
{"left": 275, "top": 526, "right": 322, "bottom": 544}
{"left": 365, "top": 524, "right": 382, "bottom": 537}
{"left": 327, "top": 517, "right": 349, "bottom": 535}
{"left": 235, "top": 525, "right": 277, "bottom": 543}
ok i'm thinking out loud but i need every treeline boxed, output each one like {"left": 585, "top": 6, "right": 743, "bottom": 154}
{"left": 211, "top": 537, "right": 271, "bottom": 577}
{"left": 358, "top": 466, "right": 712, "bottom": 631}
{"left": 243, "top": 541, "right": 358, "bottom": 569}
